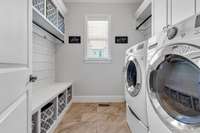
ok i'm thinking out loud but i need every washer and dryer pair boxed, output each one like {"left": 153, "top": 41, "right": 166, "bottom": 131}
{"left": 125, "top": 13, "right": 200, "bottom": 133}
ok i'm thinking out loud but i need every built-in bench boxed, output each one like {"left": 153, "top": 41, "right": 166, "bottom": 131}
{"left": 32, "top": 82, "right": 72, "bottom": 133}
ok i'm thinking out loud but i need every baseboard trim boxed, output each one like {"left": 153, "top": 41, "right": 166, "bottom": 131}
{"left": 73, "top": 95, "right": 125, "bottom": 103}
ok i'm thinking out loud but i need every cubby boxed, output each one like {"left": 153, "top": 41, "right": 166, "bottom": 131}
{"left": 58, "top": 91, "right": 67, "bottom": 115}
{"left": 31, "top": 82, "right": 72, "bottom": 133}
{"left": 58, "top": 12, "right": 65, "bottom": 33}
{"left": 40, "top": 98, "right": 57, "bottom": 133}
{"left": 32, "top": 112, "right": 39, "bottom": 133}
{"left": 46, "top": 0, "right": 57, "bottom": 26}
{"left": 33, "top": 0, "right": 45, "bottom": 15}
{"left": 67, "top": 86, "right": 72, "bottom": 104}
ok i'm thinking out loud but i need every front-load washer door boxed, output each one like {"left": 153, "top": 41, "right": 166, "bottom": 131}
{"left": 126, "top": 56, "right": 142, "bottom": 97}
{"left": 147, "top": 43, "right": 200, "bottom": 132}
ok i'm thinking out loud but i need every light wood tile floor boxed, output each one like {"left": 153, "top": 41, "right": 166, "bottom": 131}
{"left": 54, "top": 103, "right": 131, "bottom": 133}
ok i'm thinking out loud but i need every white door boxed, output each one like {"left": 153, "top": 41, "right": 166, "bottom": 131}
{"left": 152, "top": 0, "right": 169, "bottom": 36}
{"left": 171, "top": 0, "right": 195, "bottom": 25}
{"left": 0, "top": 0, "right": 32, "bottom": 133}
{"left": 197, "top": 0, "right": 200, "bottom": 14}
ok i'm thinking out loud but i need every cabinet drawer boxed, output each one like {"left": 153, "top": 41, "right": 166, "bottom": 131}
{"left": 0, "top": 94, "right": 28, "bottom": 133}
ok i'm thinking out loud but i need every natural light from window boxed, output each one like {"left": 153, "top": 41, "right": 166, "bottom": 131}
{"left": 85, "top": 16, "right": 111, "bottom": 62}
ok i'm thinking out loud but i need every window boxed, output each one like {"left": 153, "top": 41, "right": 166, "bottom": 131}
{"left": 85, "top": 15, "right": 111, "bottom": 62}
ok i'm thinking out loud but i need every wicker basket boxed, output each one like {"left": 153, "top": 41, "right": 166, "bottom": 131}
{"left": 58, "top": 12, "right": 65, "bottom": 33}
{"left": 46, "top": 0, "right": 57, "bottom": 26}
{"left": 33, "top": 0, "right": 45, "bottom": 15}
{"left": 40, "top": 99, "right": 57, "bottom": 133}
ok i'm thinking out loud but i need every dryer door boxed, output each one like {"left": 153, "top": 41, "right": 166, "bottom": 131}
{"left": 147, "top": 43, "right": 200, "bottom": 132}
{"left": 126, "top": 56, "right": 142, "bottom": 97}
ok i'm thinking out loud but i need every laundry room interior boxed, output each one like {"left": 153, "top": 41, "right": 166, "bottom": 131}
{"left": 1, "top": 0, "right": 200, "bottom": 133}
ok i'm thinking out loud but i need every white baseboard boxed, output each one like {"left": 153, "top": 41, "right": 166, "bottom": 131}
{"left": 73, "top": 95, "right": 125, "bottom": 103}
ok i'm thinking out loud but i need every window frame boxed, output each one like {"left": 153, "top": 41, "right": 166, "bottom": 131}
{"left": 84, "top": 15, "right": 112, "bottom": 63}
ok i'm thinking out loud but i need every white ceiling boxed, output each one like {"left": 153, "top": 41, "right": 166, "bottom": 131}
{"left": 64, "top": 0, "right": 143, "bottom": 4}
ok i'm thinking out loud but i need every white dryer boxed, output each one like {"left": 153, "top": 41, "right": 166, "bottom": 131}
{"left": 125, "top": 41, "right": 148, "bottom": 133}
{"left": 146, "top": 14, "right": 200, "bottom": 133}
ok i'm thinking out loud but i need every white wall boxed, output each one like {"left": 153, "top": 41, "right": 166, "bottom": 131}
{"left": 55, "top": 3, "right": 144, "bottom": 101}
{"left": 32, "top": 24, "right": 56, "bottom": 89}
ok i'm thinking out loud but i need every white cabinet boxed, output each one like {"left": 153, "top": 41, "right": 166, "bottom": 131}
{"left": 171, "top": 0, "right": 195, "bottom": 25}
{"left": 0, "top": 0, "right": 31, "bottom": 133}
{"left": 152, "top": 0, "right": 196, "bottom": 36}
{"left": 0, "top": 0, "right": 28, "bottom": 64}
{"left": 197, "top": 0, "right": 200, "bottom": 14}
{"left": 152, "top": 0, "right": 169, "bottom": 36}
{"left": 0, "top": 94, "right": 28, "bottom": 133}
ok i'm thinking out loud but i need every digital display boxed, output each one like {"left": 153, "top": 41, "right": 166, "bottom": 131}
{"left": 195, "top": 15, "right": 200, "bottom": 28}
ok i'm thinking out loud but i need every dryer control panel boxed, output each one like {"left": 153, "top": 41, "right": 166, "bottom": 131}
{"left": 195, "top": 14, "right": 200, "bottom": 29}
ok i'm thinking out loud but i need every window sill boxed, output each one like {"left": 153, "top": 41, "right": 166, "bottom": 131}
{"left": 83, "top": 58, "right": 112, "bottom": 64}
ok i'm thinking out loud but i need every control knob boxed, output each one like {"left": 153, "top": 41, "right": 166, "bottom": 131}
{"left": 167, "top": 27, "right": 178, "bottom": 40}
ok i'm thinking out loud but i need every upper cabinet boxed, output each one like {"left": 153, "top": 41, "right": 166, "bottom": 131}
{"left": 197, "top": 0, "right": 200, "bottom": 14}
{"left": 32, "top": 0, "right": 66, "bottom": 43}
{"left": 152, "top": 0, "right": 196, "bottom": 36}
{"left": 171, "top": 0, "right": 195, "bottom": 25}
{"left": 0, "top": 0, "right": 28, "bottom": 64}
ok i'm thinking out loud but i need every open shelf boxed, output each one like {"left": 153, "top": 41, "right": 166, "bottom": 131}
{"left": 33, "top": 6, "right": 64, "bottom": 43}
{"left": 58, "top": 91, "right": 67, "bottom": 115}
{"left": 40, "top": 98, "right": 57, "bottom": 133}
{"left": 32, "top": 112, "right": 39, "bottom": 133}
{"left": 31, "top": 82, "right": 73, "bottom": 133}
{"left": 32, "top": 0, "right": 65, "bottom": 43}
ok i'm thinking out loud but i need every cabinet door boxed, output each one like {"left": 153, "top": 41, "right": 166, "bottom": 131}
{"left": 0, "top": 0, "right": 32, "bottom": 133}
{"left": 0, "top": 94, "right": 28, "bottom": 133}
{"left": 0, "top": 0, "right": 28, "bottom": 64}
{"left": 152, "top": 0, "right": 168, "bottom": 36}
{"left": 171, "top": 0, "right": 195, "bottom": 25}
{"left": 197, "top": 0, "right": 200, "bottom": 14}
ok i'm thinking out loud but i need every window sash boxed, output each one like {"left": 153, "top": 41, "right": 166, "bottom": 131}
{"left": 85, "top": 15, "right": 111, "bottom": 62}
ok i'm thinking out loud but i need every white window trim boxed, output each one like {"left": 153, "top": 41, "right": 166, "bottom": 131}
{"left": 84, "top": 14, "right": 112, "bottom": 64}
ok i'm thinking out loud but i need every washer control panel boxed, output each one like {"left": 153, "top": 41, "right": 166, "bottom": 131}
{"left": 172, "top": 45, "right": 198, "bottom": 55}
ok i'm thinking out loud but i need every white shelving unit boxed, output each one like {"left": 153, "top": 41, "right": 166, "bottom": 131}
{"left": 32, "top": 82, "right": 72, "bottom": 133}
{"left": 32, "top": 0, "right": 65, "bottom": 42}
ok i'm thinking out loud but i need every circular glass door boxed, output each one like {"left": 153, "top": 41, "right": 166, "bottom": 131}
{"left": 127, "top": 61, "right": 137, "bottom": 87}
{"left": 148, "top": 43, "right": 200, "bottom": 132}
{"left": 126, "top": 57, "right": 142, "bottom": 97}
{"left": 150, "top": 54, "right": 200, "bottom": 124}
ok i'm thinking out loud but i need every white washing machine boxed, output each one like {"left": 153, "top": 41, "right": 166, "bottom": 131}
{"left": 125, "top": 41, "right": 149, "bottom": 133}
{"left": 146, "top": 14, "right": 200, "bottom": 133}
